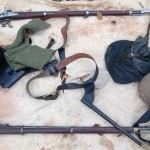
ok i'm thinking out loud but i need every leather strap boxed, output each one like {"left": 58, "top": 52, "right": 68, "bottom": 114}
{"left": 41, "top": 15, "right": 70, "bottom": 89}
{"left": 41, "top": 14, "right": 70, "bottom": 47}
{"left": 22, "top": 15, "right": 69, "bottom": 50}
{"left": 26, "top": 53, "right": 98, "bottom": 100}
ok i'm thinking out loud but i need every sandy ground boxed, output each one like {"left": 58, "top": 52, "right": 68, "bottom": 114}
{"left": 0, "top": 0, "right": 150, "bottom": 150}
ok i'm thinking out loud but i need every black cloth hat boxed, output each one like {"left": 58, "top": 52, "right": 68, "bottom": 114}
{"left": 105, "top": 23, "right": 150, "bottom": 84}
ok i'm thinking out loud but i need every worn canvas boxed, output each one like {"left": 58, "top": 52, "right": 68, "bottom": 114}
{"left": 0, "top": 0, "right": 150, "bottom": 150}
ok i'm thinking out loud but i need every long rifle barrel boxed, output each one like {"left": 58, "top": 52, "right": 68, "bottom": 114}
{"left": 0, "top": 124, "right": 150, "bottom": 135}
{"left": 0, "top": 8, "right": 149, "bottom": 27}
{"left": 0, "top": 9, "right": 150, "bottom": 20}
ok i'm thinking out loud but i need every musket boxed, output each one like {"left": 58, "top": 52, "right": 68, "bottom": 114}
{"left": 0, "top": 124, "right": 150, "bottom": 135}
{"left": 0, "top": 8, "right": 150, "bottom": 26}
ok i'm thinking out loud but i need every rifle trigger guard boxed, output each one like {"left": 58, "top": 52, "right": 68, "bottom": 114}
{"left": 84, "top": 10, "right": 89, "bottom": 19}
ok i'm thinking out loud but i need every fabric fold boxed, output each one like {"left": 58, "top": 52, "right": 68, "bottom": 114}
{"left": 4, "top": 19, "right": 55, "bottom": 71}
{"left": 105, "top": 23, "right": 150, "bottom": 84}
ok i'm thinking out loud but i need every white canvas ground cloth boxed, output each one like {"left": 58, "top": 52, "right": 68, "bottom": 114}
{"left": 0, "top": 0, "right": 150, "bottom": 150}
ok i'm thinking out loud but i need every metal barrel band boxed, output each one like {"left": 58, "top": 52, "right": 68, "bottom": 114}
{"left": 21, "top": 127, "right": 24, "bottom": 135}
{"left": 134, "top": 128, "right": 139, "bottom": 133}
{"left": 84, "top": 10, "right": 89, "bottom": 19}
{"left": 70, "top": 128, "right": 74, "bottom": 134}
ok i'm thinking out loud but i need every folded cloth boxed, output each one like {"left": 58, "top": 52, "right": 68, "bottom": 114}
{"left": 105, "top": 23, "right": 150, "bottom": 84}
{"left": 0, "top": 46, "right": 37, "bottom": 88}
{"left": 4, "top": 19, "right": 55, "bottom": 71}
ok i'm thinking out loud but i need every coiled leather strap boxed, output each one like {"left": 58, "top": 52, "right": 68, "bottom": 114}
{"left": 26, "top": 53, "right": 98, "bottom": 100}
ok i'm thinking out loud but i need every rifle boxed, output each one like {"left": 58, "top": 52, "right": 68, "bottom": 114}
{"left": 0, "top": 8, "right": 150, "bottom": 26}
{"left": 0, "top": 124, "right": 150, "bottom": 135}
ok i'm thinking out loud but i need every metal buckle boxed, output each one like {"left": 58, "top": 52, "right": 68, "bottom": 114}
{"left": 60, "top": 68, "right": 66, "bottom": 74}
{"left": 42, "top": 90, "right": 59, "bottom": 101}
{"left": 61, "top": 74, "right": 68, "bottom": 81}
{"left": 60, "top": 68, "right": 66, "bottom": 80}
{"left": 46, "top": 38, "right": 55, "bottom": 49}
{"left": 60, "top": 68, "right": 68, "bottom": 90}
{"left": 130, "top": 53, "right": 134, "bottom": 57}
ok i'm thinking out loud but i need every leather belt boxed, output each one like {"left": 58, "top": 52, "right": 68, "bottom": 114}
{"left": 26, "top": 53, "right": 98, "bottom": 100}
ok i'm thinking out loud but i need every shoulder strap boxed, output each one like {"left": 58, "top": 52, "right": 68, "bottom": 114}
{"left": 41, "top": 15, "right": 70, "bottom": 91}
{"left": 41, "top": 14, "right": 70, "bottom": 47}
{"left": 41, "top": 15, "right": 70, "bottom": 88}
{"left": 26, "top": 53, "right": 98, "bottom": 100}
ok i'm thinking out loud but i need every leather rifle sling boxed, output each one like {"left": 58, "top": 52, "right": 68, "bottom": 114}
{"left": 22, "top": 14, "right": 70, "bottom": 46}
{"left": 26, "top": 53, "right": 98, "bottom": 100}
{"left": 41, "top": 15, "right": 70, "bottom": 87}
{"left": 40, "top": 14, "right": 70, "bottom": 47}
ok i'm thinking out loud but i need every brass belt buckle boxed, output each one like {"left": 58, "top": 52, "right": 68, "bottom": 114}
{"left": 61, "top": 74, "right": 68, "bottom": 81}
{"left": 60, "top": 68, "right": 68, "bottom": 82}
{"left": 42, "top": 90, "right": 59, "bottom": 101}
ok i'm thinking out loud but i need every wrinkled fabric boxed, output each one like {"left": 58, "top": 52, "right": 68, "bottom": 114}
{"left": 4, "top": 19, "right": 55, "bottom": 71}
{"left": 138, "top": 73, "right": 150, "bottom": 107}
{"left": 132, "top": 24, "right": 150, "bottom": 74}
{"left": 105, "top": 40, "right": 144, "bottom": 84}
{"left": 105, "top": 23, "right": 150, "bottom": 84}
{"left": 0, "top": 47, "right": 36, "bottom": 88}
